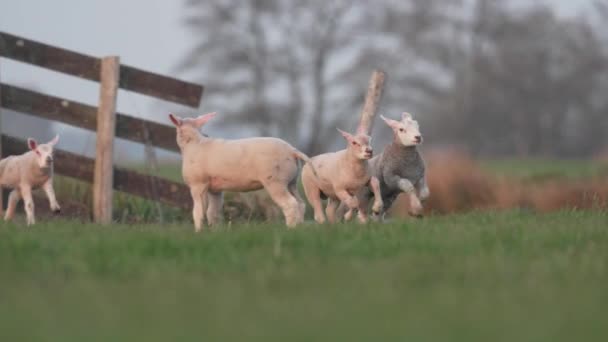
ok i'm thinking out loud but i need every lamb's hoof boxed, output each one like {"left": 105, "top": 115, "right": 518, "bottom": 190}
{"left": 409, "top": 211, "right": 424, "bottom": 219}
{"left": 371, "top": 211, "right": 381, "bottom": 221}
{"left": 53, "top": 208, "right": 61, "bottom": 215}
{"left": 370, "top": 212, "right": 381, "bottom": 222}
{"left": 344, "top": 211, "right": 354, "bottom": 222}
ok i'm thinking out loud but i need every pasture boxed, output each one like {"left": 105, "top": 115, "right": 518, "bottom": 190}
{"left": 1, "top": 210, "right": 607, "bottom": 341}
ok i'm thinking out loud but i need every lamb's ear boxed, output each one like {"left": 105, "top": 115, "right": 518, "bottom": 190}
{"left": 402, "top": 112, "right": 413, "bottom": 121}
{"left": 380, "top": 115, "right": 400, "bottom": 130}
{"left": 48, "top": 135, "right": 60, "bottom": 146}
{"left": 192, "top": 112, "right": 217, "bottom": 128}
{"left": 337, "top": 128, "right": 354, "bottom": 143}
{"left": 27, "top": 138, "right": 38, "bottom": 151}
{"left": 169, "top": 113, "right": 182, "bottom": 127}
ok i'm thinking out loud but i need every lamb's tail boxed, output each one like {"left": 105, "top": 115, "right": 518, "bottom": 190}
{"left": 292, "top": 149, "right": 319, "bottom": 178}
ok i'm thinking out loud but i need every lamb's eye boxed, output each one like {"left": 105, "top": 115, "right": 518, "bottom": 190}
{"left": 399, "top": 128, "right": 405, "bottom": 133}
{"left": 352, "top": 141, "right": 358, "bottom": 146}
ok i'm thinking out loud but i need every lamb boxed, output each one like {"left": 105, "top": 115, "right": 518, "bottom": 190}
{"left": 301, "top": 128, "right": 383, "bottom": 224}
{"left": 343, "top": 112, "right": 429, "bottom": 221}
{"left": 169, "top": 112, "right": 315, "bottom": 231}
{"left": 0, "top": 136, "right": 61, "bottom": 225}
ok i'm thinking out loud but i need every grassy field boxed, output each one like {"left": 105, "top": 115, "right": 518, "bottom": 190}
{"left": 0, "top": 210, "right": 607, "bottom": 341}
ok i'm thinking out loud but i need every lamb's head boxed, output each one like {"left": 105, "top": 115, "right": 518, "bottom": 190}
{"left": 381, "top": 112, "right": 422, "bottom": 147}
{"left": 169, "top": 112, "right": 216, "bottom": 149}
{"left": 28, "top": 135, "right": 59, "bottom": 169}
{"left": 338, "top": 128, "right": 373, "bottom": 160}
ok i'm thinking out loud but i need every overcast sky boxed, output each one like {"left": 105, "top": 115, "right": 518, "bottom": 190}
{"left": 0, "top": 0, "right": 591, "bottom": 161}
{"left": 0, "top": 0, "right": 201, "bottom": 161}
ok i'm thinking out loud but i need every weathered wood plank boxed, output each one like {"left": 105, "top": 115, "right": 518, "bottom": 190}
{"left": 0, "top": 61, "right": 3, "bottom": 212}
{"left": 1, "top": 135, "right": 191, "bottom": 209}
{"left": 0, "top": 31, "right": 99, "bottom": 79}
{"left": 0, "top": 31, "right": 203, "bottom": 107}
{"left": 120, "top": 65, "right": 203, "bottom": 108}
{"left": 0, "top": 84, "right": 179, "bottom": 152}
{"left": 357, "top": 70, "right": 386, "bottom": 135}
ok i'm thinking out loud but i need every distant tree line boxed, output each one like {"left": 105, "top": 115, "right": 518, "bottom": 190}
{"left": 179, "top": 0, "right": 608, "bottom": 158}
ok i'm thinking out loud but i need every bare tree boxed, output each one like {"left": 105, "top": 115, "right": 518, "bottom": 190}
{"left": 179, "top": 0, "right": 395, "bottom": 154}
{"left": 426, "top": 1, "right": 608, "bottom": 157}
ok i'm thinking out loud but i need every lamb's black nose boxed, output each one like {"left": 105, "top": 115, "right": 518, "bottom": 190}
{"left": 415, "top": 136, "right": 422, "bottom": 143}
{"left": 365, "top": 148, "right": 373, "bottom": 154}
{"left": 46, "top": 156, "right": 53, "bottom": 163}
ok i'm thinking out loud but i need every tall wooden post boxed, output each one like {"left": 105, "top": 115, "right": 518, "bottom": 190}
{"left": 357, "top": 69, "right": 386, "bottom": 135}
{"left": 0, "top": 61, "right": 3, "bottom": 214}
{"left": 93, "top": 56, "right": 119, "bottom": 224}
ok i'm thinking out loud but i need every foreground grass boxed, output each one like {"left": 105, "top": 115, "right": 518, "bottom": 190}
{"left": 0, "top": 211, "right": 607, "bottom": 341}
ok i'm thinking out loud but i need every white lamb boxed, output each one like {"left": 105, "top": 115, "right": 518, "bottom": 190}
{"left": 0, "top": 136, "right": 61, "bottom": 225}
{"left": 169, "top": 112, "right": 315, "bottom": 231}
{"left": 301, "top": 128, "right": 383, "bottom": 224}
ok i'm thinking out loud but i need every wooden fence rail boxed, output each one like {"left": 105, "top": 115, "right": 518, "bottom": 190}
{"left": 0, "top": 31, "right": 204, "bottom": 221}
{"left": 0, "top": 84, "right": 179, "bottom": 152}
{"left": 0, "top": 31, "right": 203, "bottom": 107}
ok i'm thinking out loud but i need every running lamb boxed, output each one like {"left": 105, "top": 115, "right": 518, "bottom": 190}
{"left": 344, "top": 112, "right": 429, "bottom": 221}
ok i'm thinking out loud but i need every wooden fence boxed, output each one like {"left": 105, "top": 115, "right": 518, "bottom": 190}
{"left": 0, "top": 31, "right": 202, "bottom": 223}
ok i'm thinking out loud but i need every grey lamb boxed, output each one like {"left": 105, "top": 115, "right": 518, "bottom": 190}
{"left": 343, "top": 112, "right": 429, "bottom": 221}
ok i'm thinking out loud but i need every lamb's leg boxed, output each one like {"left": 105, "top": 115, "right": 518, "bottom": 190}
{"left": 265, "top": 182, "right": 300, "bottom": 228}
{"left": 335, "top": 201, "right": 348, "bottom": 221}
{"left": 344, "top": 208, "right": 354, "bottom": 222}
{"left": 325, "top": 197, "right": 339, "bottom": 224}
{"left": 341, "top": 189, "right": 365, "bottom": 222}
{"left": 190, "top": 184, "right": 208, "bottom": 232}
{"left": 395, "top": 178, "right": 423, "bottom": 217}
{"left": 302, "top": 170, "right": 326, "bottom": 224}
{"left": 4, "top": 189, "right": 21, "bottom": 221}
{"left": 416, "top": 177, "right": 430, "bottom": 202}
{"left": 408, "top": 193, "right": 424, "bottom": 218}
{"left": 42, "top": 179, "right": 61, "bottom": 214}
{"left": 335, "top": 189, "right": 365, "bottom": 223}
{"left": 386, "top": 176, "right": 421, "bottom": 218}
{"left": 369, "top": 176, "right": 384, "bottom": 217}
{"left": 288, "top": 181, "right": 306, "bottom": 224}
{"left": 397, "top": 178, "right": 415, "bottom": 193}
{"left": 20, "top": 185, "right": 35, "bottom": 226}
{"left": 206, "top": 191, "right": 224, "bottom": 226}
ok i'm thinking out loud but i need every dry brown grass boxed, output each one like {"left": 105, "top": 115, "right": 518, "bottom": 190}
{"left": 390, "top": 149, "right": 608, "bottom": 218}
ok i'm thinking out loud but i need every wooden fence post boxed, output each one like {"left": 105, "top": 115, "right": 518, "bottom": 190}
{"left": 93, "top": 56, "right": 119, "bottom": 224}
{"left": 357, "top": 69, "right": 386, "bottom": 135}
{"left": 0, "top": 61, "right": 3, "bottom": 214}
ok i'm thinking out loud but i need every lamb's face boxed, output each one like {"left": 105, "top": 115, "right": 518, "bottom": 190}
{"left": 169, "top": 113, "right": 217, "bottom": 149}
{"left": 338, "top": 129, "right": 373, "bottom": 160}
{"left": 175, "top": 119, "right": 203, "bottom": 147}
{"left": 28, "top": 135, "right": 59, "bottom": 169}
{"left": 382, "top": 113, "right": 423, "bottom": 147}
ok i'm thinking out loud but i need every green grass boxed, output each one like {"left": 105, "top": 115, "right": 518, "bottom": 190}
{"left": 0, "top": 210, "right": 607, "bottom": 341}
{"left": 481, "top": 159, "right": 608, "bottom": 183}
{"left": 51, "top": 175, "right": 188, "bottom": 223}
